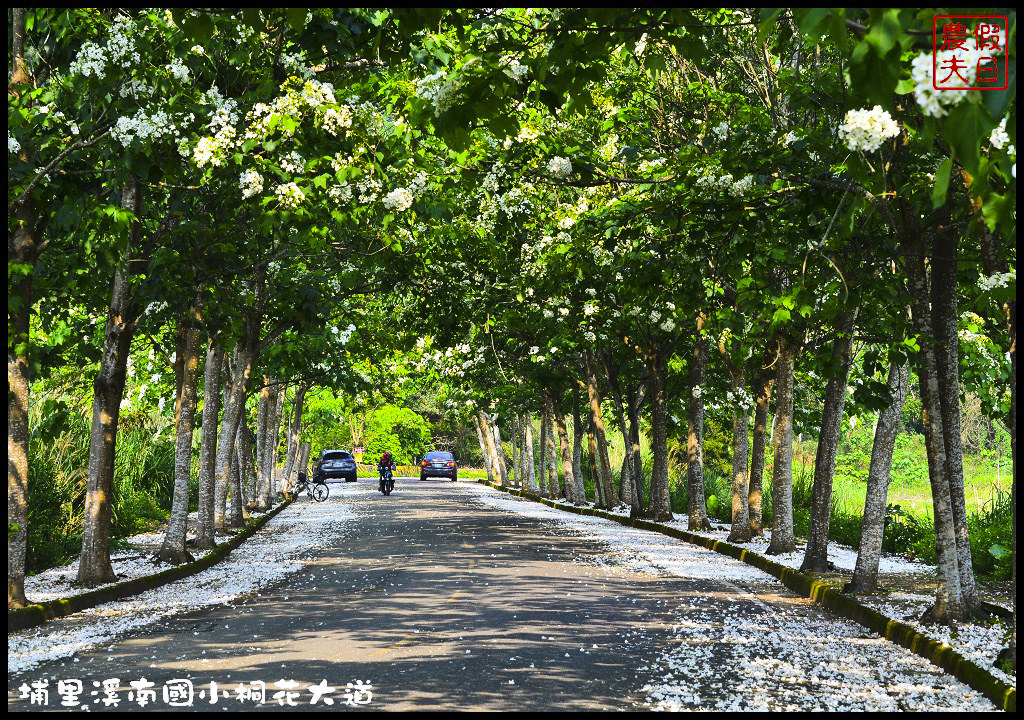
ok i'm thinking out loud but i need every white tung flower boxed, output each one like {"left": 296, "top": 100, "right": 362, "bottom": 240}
{"left": 383, "top": 187, "right": 414, "bottom": 212}
{"left": 321, "top": 106, "right": 353, "bottom": 136}
{"left": 502, "top": 56, "right": 529, "bottom": 83}
{"left": 167, "top": 57, "right": 190, "bottom": 82}
{"left": 547, "top": 156, "right": 572, "bottom": 178}
{"left": 280, "top": 151, "right": 305, "bottom": 174}
{"left": 989, "top": 117, "right": 1011, "bottom": 151}
{"left": 239, "top": 169, "right": 264, "bottom": 198}
{"left": 192, "top": 136, "right": 220, "bottom": 167}
{"left": 275, "top": 182, "right": 305, "bottom": 209}
{"left": 910, "top": 48, "right": 992, "bottom": 118}
{"left": 415, "top": 70, "right": 462, "bottom": 114}
{"left": 838, "top": 106, "right": 900, "bottom": 153}
{"left": 730, "top": 174, "right": 755, "bottom": 197}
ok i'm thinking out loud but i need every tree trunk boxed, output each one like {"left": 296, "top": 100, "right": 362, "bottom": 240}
{"left": 571, "top": 390, "right": 586, "bottom": 502}
{"left": 524, "top": 413, "right": 538, "bottom": 492}
{"left": 281, "top": 387, "right": 295, "bottom": 487}
{"left": 271, "top": 384, "right": 288, "bottom": 500}
{"left": 8, "top": 14, "right": 36, "bottom": 605}
{"left": 727, "top": 365, "right": 751, "bottom": 543}
{"left": 214, "top": 340, "right": 256, "bottom": 527}
{"left": 515, "top": 413, "right": 527, "bottom": 487}
{"left": 77, "top": 179, "right": 142, "bottom": 586}
{"left": 253, "top": 378, "right": 271, "bottom": 508}
{"left": 509, "top": 413, "right": 521, "bottom": 487}
{"left": 544, "top": 394, "right": 559, "bottom": 498}
{"left": 554, "top": 404, "right": 575, "bottom": 503}
{"left": 230, "top": 421, "right": 249, "bottom": 528}
{"left": 158, "top": 302, "right": 202, "bottom": 565}
{"left": 196, "top": 342, "right": 223, "bottom": 549}
{"left": 236, "top": 422, "right": 257, "bottom": 508}
{"left": 479, "top": 412, "right": 507, "bottom": 485}
{"left": 584, "top": 350, "right": 616, "bottom": 509}
{"left": 767, "top": 336, "right": 797, "bottom": 555}
{"left": 537, "top": 405, "right": 549, "bottom": 496}
{"left": 588, "top": 425, "right": 602, "bottom": 506}
{"left": 802, "top": 305, "right": 860, "bottom": 572}
{"left": 261, "top": 382, "right": 283, "bottom": 507}
{"left": 489, "top": 412, "right": 510, "bottom": 486}
{"left": 646, "top": 353, "right": 673, "bottom": 521}
{"left": 687, "top": 325, "right": 711, "bottom": 531}
{"left": 282, "top": 384, "right": 308, "bottom": 493}
{"left": 904, "top": 226, "right": 963, "bottom": 622}
{"left": 603, "top": 352, "right": 636, "bottom": 509}
{"left": 849, "top": 362, "right": 909, "bottom": 592}
{"left": 748, "top": 354, "right": 775, "bottom": 537}
{"left": 258, "top": 381, "right": 280, "bottom": 509}
{"left": 296, "top": 442, "right": 312, "bottom": 484}
{"left": 473, "top": 413, "right": 494, "bottom": 483}
{"left": 7, "top": 212, "right": 33, "bottom": 606}
{"left": 626, "top": 384, "right": 646, "bottom": 517}
{"left": 932, "top": 230, "right": 981, "bottom": 615}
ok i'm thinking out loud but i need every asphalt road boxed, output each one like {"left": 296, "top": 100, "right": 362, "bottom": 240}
{"left": 8, "top": 479, "right": 987, "bottom": 712}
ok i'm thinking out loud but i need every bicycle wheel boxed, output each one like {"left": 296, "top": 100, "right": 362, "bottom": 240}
{"left": 312, "top": 482, "right": 329, "bottom": 502}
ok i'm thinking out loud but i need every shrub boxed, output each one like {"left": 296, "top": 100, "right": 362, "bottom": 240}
{"left": 668, "top": 468, "right": 732, "bottom": 522}
{"left": 968, "top": 485, "right": 1013, "bottom": 579}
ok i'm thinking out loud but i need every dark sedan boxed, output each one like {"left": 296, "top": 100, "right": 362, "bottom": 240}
{"left": 419, "top": 451, "right": 457, "bottom": 482}
{"left": 314, "top": 450, "right": 358, "bottom": 483}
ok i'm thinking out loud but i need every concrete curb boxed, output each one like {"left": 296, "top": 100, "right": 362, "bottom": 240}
{"left": 8, "top": 497, "right": 294, "bottom": 634}
{"left": 477, "top": 480, "right": 1016, "bottom": 712}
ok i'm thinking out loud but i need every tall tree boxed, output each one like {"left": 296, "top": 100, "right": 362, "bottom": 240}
{"left": 848, "top": 361, "right": 909, "bottom": 592}
{"left": 157, "top": 301, "right": 202, "bottom": 564}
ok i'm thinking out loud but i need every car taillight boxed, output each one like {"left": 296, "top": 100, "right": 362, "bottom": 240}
{"left": 421, "top": 461, "right": 428, "bottom": 466}
{"left": 446, "top": 461, "right": 455, "bottom": 467}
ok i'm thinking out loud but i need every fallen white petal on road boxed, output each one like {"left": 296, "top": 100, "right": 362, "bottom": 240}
{"left": 9, "top": 497, "right": 354, "bottom": 675}
{"left": 463, "top": 484, "right": 998, "bottom": 711}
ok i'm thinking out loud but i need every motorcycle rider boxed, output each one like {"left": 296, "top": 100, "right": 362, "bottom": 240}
{"left": 377, "top": 450, "right": 396, "bottom": 492}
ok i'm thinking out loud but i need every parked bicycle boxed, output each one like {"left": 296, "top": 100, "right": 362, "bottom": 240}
{"left": 294, "top": 468, "right": 329, "bottom": 502}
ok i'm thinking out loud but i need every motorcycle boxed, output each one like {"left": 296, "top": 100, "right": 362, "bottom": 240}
{"left": 378, "top": 464, "right": 395, "bottom": 495}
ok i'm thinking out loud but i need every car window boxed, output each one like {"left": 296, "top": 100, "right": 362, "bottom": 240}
{"left": 322, "top": 451, "right": 348, "bottom": 461}
{"left": 425, "top": 451, "right": 454, "bottom": 460}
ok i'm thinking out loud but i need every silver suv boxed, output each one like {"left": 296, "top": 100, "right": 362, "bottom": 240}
{"left": 314, "top": 450, "right": 357, "bottom": 483}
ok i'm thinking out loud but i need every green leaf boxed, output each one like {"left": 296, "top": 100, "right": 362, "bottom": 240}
{"left": 942, "top": 103, "right": 988, "bottom": 175}
{"left": 286, "top": 8, "right": 308, "bottom": 33}
{"left": 182, "top": 15, "right": 215, "bottom": 44}
{"left": 982, "top": 59, "right": 1015, "bottom": 120}
{"left": 932, "top": 156, "right": 952, "bottom": 209}
{"left": 989, "top": 543, "right": 1010, "bottom": 560}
